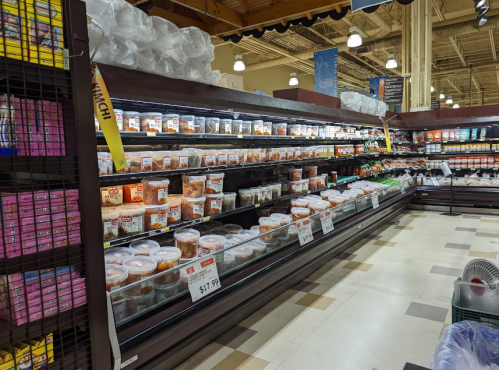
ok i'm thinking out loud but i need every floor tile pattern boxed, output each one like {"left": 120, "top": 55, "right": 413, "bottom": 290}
{"left": 174, "top": 210, "right": 499, "bottom": 370}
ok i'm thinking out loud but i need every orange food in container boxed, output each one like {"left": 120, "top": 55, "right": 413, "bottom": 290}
{"left": 252, "top": 120, "right": 263, "bottom": 135}
{"left": 101, "top": 185, "right": 123, "bottom": 207}
{"left": 228, "top": 149, "right": 239, "bottom": 165}
{"left": 433, "top": 130, "right": 442, "bottom": 142}
{"left": 273, "top": 123, "right": 287, "bottom": 136}
{"left": 217, "top": 149, "right": 229, "bottom": 165}
{"left": 105, "top": 247, "right": 135, "bottom": 265}
{"left": 140, "top": 112, "right": 162, "bottom": 133}
{"left": 308, "top": 200, "right": 330, "bottom": 215}
{"left": 201, "top": 150, "right": 217, "bottom": 167}
{"left": 263, "top": 122, "right": 272, "bottom": 135}
{"left": 174, "top": 228, "right": 200, "bottom": 258}
{"left": 151, "top": 247, "right": 181, "bottom": 285}
{"left": 105, "top": 264, "right": 128, "bottom": 292}
{"left": 181, "top": 196, "right": 206, "bottom": 220}
{"left": 123, "top": 111, "right": 140, "bottom": 132}
{"left": 289, "top": 168, "right": 302, "bottom": 181}
{"left": 142, "top": 178, "right": 170, "bottom": 205}
{"left": 238, "top": 149, "right": 247, "bottom": 164}
{"left": 259, "top": 216, "right": 280, "bottom": 242}
{"left": 122, "top": 256, "right": 157, "bottom": 295}
{"left": 182, "top": 175, "right": 206, "bottom": 198}
{"left": 179, "top": 115, "right": 195, "bottom": 133}
{"left": 247, "top": 148, "right": 261, "bottom": 163}
{"left": 162, "top": 114, "right": 179, "bottom": 133}
{"left": 290, "top": 181, "right": 302, "bottom": 194}
{"left": 144, "top": 204, "right": 169, "bottom": 230}
{"left": 426, "top": 131, "right": 434, "bottom": 142}
{"left": 239, "top": 189, "right": 255, "bottom": 206}
{"left": 231, "top": 246, "right": 253, "bottom": 265}
{"left": 167, "top": 195, "right": 182, "bottom": 224}
{"left": 205, "top": 193, "right": 223, "bottom": 216}
{"left": 123, "top": 184, "right": 143, "bottom": 203}
{"left": 304, "top": 166, "right": 317, "bottom": 178}
{"left": 291, "top": 198, "right": 308, "bottom": 208}
{"left": 205, "top": 173, "right": 224, "bottom": 194}
{"left": 129, "top": 240, "right": 161, "bottom": 256}
{"left": 291, "top": 207, "right": 310, "bottom": 221}
{"left": 152, "top": 151, "right": 171, "bottom": 171}
{"left": 170, "top": 150, "right": 189, "bottom": 169}
{"left": 269, "top": 213, "right": 291, "bottom": 239}
{"left": 309, "top": 177, "right": 318, "bottom": 190}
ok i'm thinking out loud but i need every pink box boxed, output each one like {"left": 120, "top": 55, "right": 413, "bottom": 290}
{"left": 50, "top": 101, "right": 65, "bottom": 156}
{"left": 1, "top": 189, "right": 79, "bottom": 208}
{"left": 24, "top": 99, "right": 40, "bottom": 157}
{"left": 3, "top": 211, "right": 81, "bottom": 232}
{"left": 21, "top": 223, "right": 81, "bottom": 241}
{"left": 2, "top": 201, "right": 79, "bottom": 220}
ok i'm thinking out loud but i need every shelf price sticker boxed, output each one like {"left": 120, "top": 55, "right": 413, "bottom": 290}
{"left": 103, "top": 242, "right": 110, "bottom": 248}
{"left": 371, "top": 191, "right": 380, "bottom": 209}
{"left": 186, "top": 256, "right": 221, "bottom": 302}
{"left": 320, "top": 211, "right": 334, "bottom": 234}
{"left": 297, "top": 218, "right": 314, "bottom": 246}
{"left": 146, "top": 132, "right": 156, "bottom": 137}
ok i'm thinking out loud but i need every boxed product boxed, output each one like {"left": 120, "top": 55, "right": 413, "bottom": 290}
{"left": 0, "top": 333, "right": 54, "bottom": 370}
{"left": 0, "top": 0, "right": 28, "bottom": 62}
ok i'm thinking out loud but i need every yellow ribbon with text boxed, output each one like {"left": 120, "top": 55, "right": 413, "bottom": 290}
{"left": 383, "top": 121, "right": 391, "bottom": 153}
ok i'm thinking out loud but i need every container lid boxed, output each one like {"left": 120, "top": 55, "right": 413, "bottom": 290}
{"left": 105, "top": 248, "right": 135, "bottom": 264}
{"left": 144, "top": 204, "right": 169, "bottom": 211}
{"left": 182, "top": 174, "right": 207, "bottom": 181}
{"left": 224, "top": 224, "right": 243, "bottom": 234}
{"left": 124, "top": 111, "right": 140, "bottom": 115}
{"left": 223, "top": 192, "right": 237, "bottom": 197}
{"left": 194, "top": 117, "right": 206, "bottom": 121}
{"left": 102, "top": 207, "right": 120, "bottom": 219}
{"left": 129, "top": 240, "right": 161, "bottom": 255}
{"left": 204, "top": 220, "right": 223, "bottom": 229}
{"left": 179, "top": 256, "right": 200, "bottom": 264}
{"left": 199, "top": 235, "right": 227, "bottom": 249}
{"left": 304, "top": 166, "right": 318, "bottom": 169}
{"left": 226, "top": 234, "right": 245, "bottom": 246}
{"left": 259, "top": 217, "right": 280, "bottom": 227}
{"left": 141, "top": 112, "right": 162, "bottom": 116}
{"left": 252, "top": 120, "right": 263, "bottom": 123}
{"left": 174, "top": 228, "right": 201, "bottom": 241}
{"left": 249, "top": 225, "right": 260, "bottom": 233}
{"left": 206, "top": 172, "right": 225, "bottom": 179}
{"left": 180, "top": 115, "right": 195, "bottom": 119}
{"left": 205, "top": 193, "right": 224, "bottom": 199}
{"left": 115, "top": 109, "right": 124, "bottom": 113}
{"left": 291, "top": 207, "right": 311, "bottom": 215}
{"left": 141, "top": 178, "right": 170, "bottom": 185}
{"left": 230, "top": 246, "right": 253, "bottom": 257}
{"left": 269, "top": 213, "right": 291, "bottom": 225}
{"left": 305, "top": 195, "right": 322, "bottom": 201}
{"left": 151, "top": 247, "right": 182, "bottom": 262}
{"left": 210, "top": 228, "right": 230, "bottom": 237}
{"left": 238, "top": 188, "right": 255, "bottom": 193}
{"left": 206, "top": 117, "right": 220, "bottom": 121}
{"left": 122, "top": 256, "right": 157, "bottom": 273}
{"left": 232, "top": 120, "right": 243, "bottom": 123}
{"left": 245, "top": 240, "right": 266, "bottom": 252}
{"left": 97, "top": 152, "right": 108, "bottom": 158}
{"left": 237, "top": 230, "right": 258, "bottom": 240}
{"left": 163, "top": 113, "right": 179, "bottom": 118}
{"left": 119, "top": 205, "right": 146, "bottom": 215}
{"left": 291, "top": 198, "right": 309, "bottom": 207}
{"left": 220, "top": 119, "right": 232, "bottom": 122}
{"left": 105, "top": 264, "right": 128, "bottom": 283}
{"left": 182, "top": 196, "right": 206, "bottom": 202}
{"left": 308, "top": 200, "right": 331, "bottom": 212}
{"left": 289, "top": 168, "right": 302, "bottom": 172}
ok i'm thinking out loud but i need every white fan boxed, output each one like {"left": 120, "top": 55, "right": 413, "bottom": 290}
{"left": 461, "top": 259, "right": 499, "bottom": 285}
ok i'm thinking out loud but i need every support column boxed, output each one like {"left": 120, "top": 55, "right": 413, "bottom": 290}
{"left": 411, "top": 0, "right": 432, "bottom": 109}
{"left": 401, "top": 4, "right": 411, "bottom": 112}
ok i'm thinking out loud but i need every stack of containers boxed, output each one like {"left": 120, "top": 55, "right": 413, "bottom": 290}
{"left": 1, "top": 189, "right": 81, "bottom": 259}
{"left": 0, "top": 266, "right": 87, "bottom": 326}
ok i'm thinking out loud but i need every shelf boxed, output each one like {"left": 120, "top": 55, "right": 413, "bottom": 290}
{"left": 426, "top": 167, "right": 499, "bottom": 171}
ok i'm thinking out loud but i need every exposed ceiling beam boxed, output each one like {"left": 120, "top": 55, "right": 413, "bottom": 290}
{"left": 472, "top": 74, "right": 481, "bottom": 91}
{"left": 148, "top": 6, "right": 209, "bottom": 31}
{"left": 497, "top": 67, "right": 499, "bottom": 88}
{"left": 490, "top": 29, "right": 497, "bottom": 61}
{"left": 432, "top": 0, "right": 445, "bottom": 21}
{"left": 449, "top": 36, "right": 466, "bottom": 66}
{"left": 306, "top": 26, "right": 336, "bottom": 45}
{"left": 236, "top": 0, "right": 250, "bottom": 12}
{"left": 169, "top": 0, "right": 244, "bottom": 27}
{"left": 447, "top": 77, "right": 462, "bottom": 94}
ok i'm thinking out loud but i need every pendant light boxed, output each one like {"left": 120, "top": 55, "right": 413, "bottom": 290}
{"left": 233, "top": 55, "right": 245, "bottom": 71}
{"left": 474, "top": 0, "right": 486, "bottom": 7}
{"left": 446, "top": 96, "right": 453, "bottom": 104}
{"left": 431, "top": 86, "right": 435, "bottom": 93}
{"left": 453, "top": 103, "right": 460, "bottom": 109}
{"left": 386, "top": 52, "right": 397, "bottom": 69}
{"left": 347, "top": 27, "right": 362, "bottom": 48}
{"left": 478, "top": 14, "right": 488, "bottom": 26}
{"left": 289, "top": 73, "right": 298, "bottom": 86}
{"left": 439, "top": 91, "right": 445, "bottom": 99}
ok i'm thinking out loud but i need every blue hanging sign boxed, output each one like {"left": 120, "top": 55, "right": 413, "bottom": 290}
{"left": 314, "top": 47, "right": 338, "bottom": 97}
{"left": 351, "top": 0, "right": 392, "bottom": 12}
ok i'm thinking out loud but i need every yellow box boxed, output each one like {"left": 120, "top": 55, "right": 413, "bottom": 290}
{"left": 0, "top": 1, "right": 28, "bottom": 61}
{"left": 0, "top": 333, "right": 53, "bottom": 370}
{"left": 27, "top": 0, "right": 62, "bottom": 21}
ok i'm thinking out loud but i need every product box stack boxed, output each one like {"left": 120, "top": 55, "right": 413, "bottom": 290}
{"left": 0, "top": 266, "right": 86, "bottom": 326}
{"left": 0, "top": 189, "right": 81, "bottom": 259}
{"left": 0, "top": 333, "right": 54, "bottom": 369}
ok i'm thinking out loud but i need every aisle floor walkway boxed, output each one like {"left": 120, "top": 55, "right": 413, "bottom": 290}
{"left": 175, "top": 210, "right": 499, "bottom": 370}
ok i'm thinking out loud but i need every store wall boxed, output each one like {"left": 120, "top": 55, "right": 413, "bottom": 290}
{"left": 212, "top": 44, "right": 315, "bottom": 96}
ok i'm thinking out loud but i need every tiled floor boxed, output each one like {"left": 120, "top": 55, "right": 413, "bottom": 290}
{"left": 174, "top": 210, "right": 499, "bottom": 370}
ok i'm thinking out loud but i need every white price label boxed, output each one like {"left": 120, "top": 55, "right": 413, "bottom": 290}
{"left": 401, "top": 184, "right": 406, "bottom": 194}
{"left": 186, "top": 256, "right": 221, "bottom": 302}
{"left": 320, "top": 211, "right": 334, "bottom": 234}
{"left": 371, "top": 191, "right": 380, "bottom": 209}
{"left": 297, "top": 218, "right": 314, "bottom": 246}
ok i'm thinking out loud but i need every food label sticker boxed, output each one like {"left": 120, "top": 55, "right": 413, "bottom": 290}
{"left": 320, "top": 211, "right": 334, "bottom": 234}
{"left": 103, "top": 242, "right": 110, "bottom": 247}
{"left": 149, "top": 118, "right": 162, "bottom": 131}
{"left": 218, "top": 154, "right": 228, "bottom": 165}
{"left": 167, "top": 119, "right": 179, "bottom": 132}
{"left": 115, "top": 112, "right": 123, "bottom": 130}
{"left": 229, "top": 154, "right": 239, "bottom": 165}
{"left": 279, "top": 151, "right": 286, "bottom": 161}
{"left": 168, "top": 206, "right": 181, "bottom": 222}
{"left": 158, "top": 188, "right": 168, "bottom": 203}
{"left": 163, "top": 156, "right": 171, "bottom": 170}
{"left": 224, "top": 123, "right": 231, "bottom": 134}
{"left": 187, "top": 256, "right": 221, "bottom": 302}
{"left": 98, "top": 159, "right": 107, "bottom": 175}
{"left": 140, "top": 277, "right": 154, "bottom": 293}
{"left": 207, "top": 179, "right": 223, "bottom": 193}
{"left": 204, "top": 155, "right": 216, "bottom": 166}
{"left": 371, "top": 191, "right": 379, "bottom": 209}
{"left": 141, "top": 157, "right": 152, "bottom": 171}
{"left": 237, "top": 134, "right": 243, "bottom": 138}
{"left": 102, "top": 187, "right": 122, "bottom": 206}
{"left": 259, "top": 152, "right": 266, "bottom": 161}
{"left": 129, "top": 118, "right": 140, "bottom": 131}
{"left": 211, "top": 198, "right": 222, "bottom": 211}
{"left": 287, "top": 151, "right": 294, "bottom": 159}
{"left": 297, "top": 218, "right": 314, "bottom": 246}
{"left": 291, "top": 183, "right": 302, "bottom": 193}
{"left": 130, "top": 186, "right": 143, "bottom": 201}
{"left": 146, "top": 132, "right": 156, "bottom": 137}
{"left": 151, "top": 212, "right": 167, "bottom": 228}
{"left": 179, "top": 156, "right": 188, "bottom": 168}
{"left": 192, "top": 203, "right": 204, "bottom": 218}
{"left": 120, "top": 215, "right": 143, "bottom": 233}
{"left": 188, "top": 120, "right": 195, "bottom": 133}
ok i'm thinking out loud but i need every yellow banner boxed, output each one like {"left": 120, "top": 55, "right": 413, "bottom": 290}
{"left": 383, "top": 121, "right": 391, "bottom": 153}
{"left": 91, "top": 63, "right": 126, "bottom": 171}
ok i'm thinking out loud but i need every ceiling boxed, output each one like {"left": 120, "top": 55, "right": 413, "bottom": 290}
{"left": 135, "top": 0, "right": 499, "bottom": 107}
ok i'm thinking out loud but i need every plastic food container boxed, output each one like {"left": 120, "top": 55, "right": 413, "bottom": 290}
{"left": 301, "top": 147, "right": 312, "bottom": 159}
{"left": 228, "top": 149, "right": 240, "bottom": 165}
{"left": 231, "top": 120, "right": 243, "bottom": 135}
{"left": 224, "top": 224, "right": 243, "bottom": 234}
{"left": 185, "top": 148, "right": 202, "bottom": 168}
{"left": 253, "top": 187, "right": 265, "bottom": 203}
{"left": 290, "top": 181, "right": 302, "bottom": 194}
{"left": 289, "top": 168, "right": 302, "bottom": 181}
{"left": 98, "top": 152, "right": 108, "bottom": 176}
{"left": 328, "top": 195, "right": 345, "bottom": 207}
{"left": 129, "top": 151, "right": 154, "bottom": 173}
{"left": 270, "top": 213, "right": 291, "bottom": 239}
{"left": 272, "top": 123, "right": 287, "bottom": 136}
{"left": 263, "top": 122, "right": 272, "bottom": 135}
{"left": 302, "top": 179, "right": 309, "bottom": 192}
{"left": 288, "top": 124, "right": 301, "bottom": 137}
{"left": 245, "top": 240, "right": 266, "bottom": 257}
{"left": 205, "top": 193, "right": 223, "bottom": 216}
{"left": 162, "top": 114, "right": 179, "bottom": 133}
{"left": 222, "top": 192, "right": 236, "bottom": 212}
{"left": 140, "top": 112, "right": 162, "bottom": 133}
{"left": 125, "top": 289, "right": 156, "bottom": 315}
{"left": 101, "top": 185, "right": 123, "bottom": 207}
{"left": 155, "top": 281, "right": 180, "bottom": 302}
{"left": 238, "top": 149, "right": 247, "bottom": 164}
{"left": 144, "top": 204, "right": 169, "bottom": 230}
{"left": 247, "top": 148, "right": 261, "bottom": 163}
{"left": 217, "top": 149, "right": 229, "bottom": 166}
{"left": 300, "top": 125, "right": 307, "bottom": 136}
{"left": 205, "top": 220, "right": 223, "bottom": 229}
{"left": 182, "top": 175, "right": 206, "bottom": 198}
{"left": 123, "top": 184, "right": 143, "bottom": 204}
{"left": 105, "top": 264, "right": 128, "bottom": 292}
{"left": 309, "top": 177, "right": 318, "bottom": 190}
{"left": 130, "top": 240, "right": 161, "bottom": 256}
{"left": 317, "top": 175, "right": 326, "bottom": 188}
{"left": 122, "top": 255, "right": 157, "bottom": 295}
{"left": 171, "top": 150, "right": 189, "bottom": 169}
{"left": 238, "top": 230, "right": 257, "bottom": 240}
{"left": 201, "top": 150, "right": 217, "bottom": 167}
{"left": 293, "top": 147, "right": 302, "bottom": 159}
{"left": 219, "top": 119, "right": 232, "bottom": 134}
{"left": 105, "top": 247, "right": 135, "bottom": 265}
{"left": 239, "top": 189, "right": 255, "bottom": 206}
{"left": 304, "top": 166, "right": 318, "bottom": 178}
{"left": 179, "top": 115, "right": 195, "bottom": 133}
{"left": 311, "top": 126, "right": 319, "bottom": 137}
{"left": 291, "top": 207, "right": 311, "bottom": 221}
{"left": 271, "top": 183, "right": 282, "bottom": 199}
{"left": 205, "top": 117, "right": 220, "bottom": 134}
{"left": 205, "top": 173, "right": 225, "bottom": 194}
{"left": 142, "top": 178, "right": 170, "bottom": 205}
{"left": 256, "top": 208, "right": 272, "bottom": 217}
{"left": 167, "top": 195, "right": 182, "bottom": 224}
{"left": 174, "top": 229, "right": 200, "bottom": 258}
{"left": 231, "top": 246, "right": 253, "bottom": 265}
{"left": 102, "top": 208, "right": 120, "bottom": 241}
{"left": 263, "top": 185, "right": 273, "bottom": 201}
{"left": 210, "top": 228, "right": 230, "bottom": 237}
{"left": 193, "top": 117, "right": 205, "bottom": 134}
{"left": 119, "top": 205, "right": 145, "bottom": 237}
{"left": 252, "top": 120, "right": 264, "bottom": 135}
{"left": 199, "top": 235, "right": 226, "bottom": 262}
{"left": 291, "top": 198, "right": 308, "bottom": 208}
{"left": 151, "top": 151, "right": 171, "bottom": 171}
{"left": 218, "top": 251, "right": 235, "bottom": 274}
{"left": 259, "top": 217, "right": 280, "bottom": 242}
{"left": 308, "top": 200, "right": 330, "bottom": 214}
{"left": 226, "top": 235, "right": 245, "bottom": 248}
{"left": 181, "top": 196, "right": 206, "bottom": 220}
{"left": 192, "top": 224, "right": 210, "bottom": 236}
{"left": 151, "top": 247, "right": 181, "bottom": 285}
{"left": 123, "top": 111, "right": 140, "bottom": 132}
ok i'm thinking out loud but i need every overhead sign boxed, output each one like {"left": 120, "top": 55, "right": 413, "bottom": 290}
{"left": 431, "top": 101, "right": 440, "bottom": 110}
{"left": 369, "top": 75, "right": 389, "bottom": 100}
{"left": 314, "top": 47, "right": 338, "bottom": 97}
{"left": 383, "top": 77, "right": 404, "bottom": 104}
{"left": 351, "top": 0, "right": 392, "bottom": 12}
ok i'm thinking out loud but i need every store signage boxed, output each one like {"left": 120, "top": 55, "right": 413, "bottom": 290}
{"left": 383, "top": 77, "right": 404, "bottom": 104}
{"left": 351, "top": 0, "right": 392, "bottom": 12}
{"left": 314, "top": 47, "right": 338, "bottom": 97}
{"left": 369, "top": 75, "right": 389, "bottom": 100}
{"left": 431, "top": 101, "right": 440, "bottom": 110}
{"left": 371, "top": 191, "right": 380, "bottom": 209}
{"left": 297, "top": 218, "right": 314, "bottom": 246}
{"left": 320, "top": 211, "right": 334, "bottom": 234}
{"left": 186, "top": 256, "right": 221, "bottom": 302}
{"left": 91, "top": 63, "right": 127, "bottom": 171}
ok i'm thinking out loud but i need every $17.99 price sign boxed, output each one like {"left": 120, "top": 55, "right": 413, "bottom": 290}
{"left": 297, "top": 218, "right": 314, "bottom": 246}
{"left": 371, "top": 191, "right": 380, "bottom": 209}
{"left": 186, "top": 256, "right": 221, "bottom": 302}
{"left": 320, "top": 211, "right": 334, "bottom": 234}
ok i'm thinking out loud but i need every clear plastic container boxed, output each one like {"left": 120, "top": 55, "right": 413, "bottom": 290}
{"left": 252, "top": 120, "right": 264, "bottom": 135}
{"left": 210, "top": 228, "right": 230, "bottom": 237}
{"left": 205, "top": 117, "right": 220, "bottom": 134}
{"left": 253, "top": 187, "right": 265, "bottom": 202}
{"left": 205, "top": 193, "right": 223, "bottom": 216}
{"left": 256, "top": 208, "right": 272, "bottom": 217}
{"left": 238, "top": 230, "right": 258, "bottom": 240}
{"left": 317, "top": 175, "right": 326, "bottom": 188}
{"left": 98, "top": 152, "right": 108, "bottom": 176}
{"left": 271, "top": 183, "right": 282, "bottom": 199}
{"left": 293, "top": 147, "right": 302, "bottom": 160}
{"left": 224, "top": 224, "right": 243, "bottom": 234}
{"left": 181, "top": 196, "right": 206, "bottom": 220}
{"left": 228, "top": 149, "right": 239, "bottom": 165}
{"left": 123, "top": 111, "right": 140, "bottom": 132}
{"left": 288, "top": 124, "right": 301, "bottom": 137}
{"left": 142, "top": 178, "right": 170, "bottom": 205}
{"left": 291, "top": 198, "right": 309, "bottom": 208}
{"left": 291, "top": 207, "right": 311, "bottom": 221}
{"left": 231, "top": 120, "right": 243, "bottom": 135}
{"left": 144, "top": 204, "right": 169, "bottom": 230}
{"left": 289, "top": 168, "right": 302, "bottom": 181}
{"left": 101, "top": 186, "right": 123, "bottom": 207}
{"left": 263, "top": 122, "right": 272, "bottom": 136}
{"left": 218, "top": 251, "right": 235, "bottom": 273}
{"left": 328, "top": 195, "right": 346, "bottom": 207}
{"left": 245, "top": 240, "right": 266, "bottom": 257}
{"left": 167, "top": 195, "right": 182, "bottom": 224}
{"left": 308, "top": 200, "right": 331, "bottom": 215}
{"left": 290, "top": 181, "right": 302, "bottom": 194}
{"left": 205, "top": 220, "right": 223, "bottom": 229}
{"left": 286, "top": 147, "right": 294, "bottom": 160}
{"left": 269, "top": 213, "right": 291, "bottom": 239}
{"left": 309, "top": 177, "right": 318, "bottom": 190}
{"left": 216, "top": 149, "right": 229, "bottom": 166}
{"left": 259, "top": 217, "right": 280, "bottom": 242}
{"left": 219, "top": 119, "right": 232, "bottom": 134}
{"left": 226, "top": 234, "right": 245, "bottom": 247}
{"left": 272, "top": 123, "right": 287, "bottom": 136}
{"left": 155, "top": 281, "right": 180, "bottom": 302}
{"left": 171, "top": 150, "right": 189, "bottom": 169}
{"left": 304, "top": 166, "right": 318, "bottom": 178}
{"left": 301, "top": 125, "right": 308, "bottom": 137}
{"left": 238, "top": 149, "right": 247, "bottom": 164}
{"left": 152, "top": 151, "right": 171, "bottom": 171}
{"left": 239, "top": 189, "right": 255, "bottom": 206}
{"left": 182, "top": 175, "right": 206, "bottom": 198}
{"left": 162, "top": 114, "right": 179, "bottom": 133}
{"left": 241, "top": 121, "right": 252, "bottom": 135}
{"left": 151, "top": 247, "right": 181, "bottom": 285}
{"left": 250, "top": 225, "right": 260, "bottom": 234}
{"left": 119, "top": 205, "right": 145, "bottom": 237}
{"left": 222, "top": 192, "right": 237, "bottom": 212}
{"left": 201, "top": 150, "right": 217, "bottom": 167}
{"left": 113, "top": 110, "right": 123, "bottom": 131}
{"left": 205, "top": 173, "right": 225, "bottom": 194}
{"left": 179, "top": 115, "right": 195, "bottom": 133}
{"left": 130, "top": 240, "right": 161, "bottom": 256}
{"left": 302, "top": 179, "right": 309, "bottom": 192}
{"left": 102, "top": 207, "right": 120, "bottom": 241}
{"left": 311, "top": 126, "right": 319, "bottom": 137}
{"left": 106, "top": 153, "right": 113, "bottom": 175}
{"left": 231, "top": 246, "right": 253, "bottom": 265}
{"left": 263, "top": 185, "right": 273, "bottom": 201}
{"left": 174, "top": 228, "right": 200, "bottom": 258}
{"left": 105, "top": 247, "right": 135, "bottom": 265}
{"left": 122, "top": 255, "right": 157, "bottom": 295}
{"left": 247, "top": 148, "right": 261, "bottom": 163}
{"left": 321, "top": 190, "right": 339, "bottom": 200}
{"left": 199, "top": 235, "right": 226, "bottom": 262}
{"left": 185, "top": 148, "right": 202, "bottom": 168}
{"left": 193, "top": 117, "right": 205, "bottom": 133}
{"left": 125, "top": 289, "right": 156, "bottom": 315}
{"left": 105, "top": 264, "right": 128, "bottom": 292}
{"left": 301, "top": 147, "right": 312, "bottom": 159}
{"left": 130, "top": 151, "right": 153, "bottom": 173}
{"left": 140, "top": 112, "right": 162, "bottom": 133}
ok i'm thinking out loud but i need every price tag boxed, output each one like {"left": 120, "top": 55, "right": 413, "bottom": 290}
{"left": 204, "top": 216, "right": 211, "bottom": 221}
{"left": 460, "top": 140, "right": 465, "bottom": 142}
{"left": 255, "top": 203, "right": 260, "bottom": 208}
{"left": 146, "top": 132, "right": 156, "bottom": 137}
{"left": 162, "top": 227, "right": 169, "bottom": 232}
{"left": 401, "top": 184, "right": 406, "bottom": 195}
{"left": 443, "top": 141, "right": 448, "bottom": 143}
{"left": 320, "top": 211, "right": 334, "bottom": 234}
{"left": 480, "top": 138, "right": 485, "bottom": 141}
{"left": 297, "top": 218, "right": 314, "bottom": 246}
{"left": 371, "top": 191, "right": 379, "bottom": 209}
{"left": 456, "top": 168, "right": 461, "bottom": 171}
{"left": 494, "top": 168, "right": 498, "bottom": 170}
{"left": 307, "top": 190, "right": 311, "bottom": 194}
{"left": 186, "top": 256, "right": 221, "bottom": 302}
{"left": 471, "top": 168, "right": 476, "bottom": 171}
{"left": 466, "top": 151, "right": 470, "bottom": 153}
{"left": 103, "top": 242, "right": 110, "bottom": 248}
{"left": 237, "top": 135, "right": 243, "bottom": 138}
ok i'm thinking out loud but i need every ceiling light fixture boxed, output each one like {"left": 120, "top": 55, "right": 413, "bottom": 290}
{"left": 476, "top": 5, "right": 489, "bottom": 16}
{"left": 453, "top": 103, "right": 460, "bottom": 109}
{"left": 446, "top": 96, "right": 453, "bottom": 104}
{"left": 474, "top": 0, "right": 486, "bottom": 7}
{"left": 386, "top": 52, "right": 397, "bottom": 68}
{"left": 431, "top": 86, "right": 435, "bottom": 92}
{"left": 233, "top": 55, "right": 245, "bottom": 71}
{"left": 477, "top": 14, "right": 488, "bottom": 26}
{"left": 289, "top": 72, "right": 299, "bottom": 86}
{"left": 439, "top": 91, "right": 445, "bottom": 99}
{"left": 347, "top": 27, "right": 363, "bottom": 48}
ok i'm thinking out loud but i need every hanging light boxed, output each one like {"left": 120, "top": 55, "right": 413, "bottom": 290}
{"left": 289, "top": 73, "right": 299, "bottom": 86}
{"left": 233, "top": 55, "right": 245, "bottom": 71}
{"left": 475, "top": 5, "right": 489, "bottom": 16}
{"left": 386, "top": 52, "right": 398, "bottom": 68}
{"left": 478, "top": 14, "right": 488, "bottom": 26}
{"left": 431, "top": 86, "right": 435, "bottom": 92}
{"left": 347, "top": 27, "right": 363, "bottom": 48}
{"left": 446, "top": 96, "right": 453, "bottom": 104}
{"left": 439, "top": 91, "right": 445, "bottom": 99}
{"left": 474, "top": 0, "right": 486, "bottom": 7}
{"left": 453, "top": 103, "right": 460, "bottom": 109}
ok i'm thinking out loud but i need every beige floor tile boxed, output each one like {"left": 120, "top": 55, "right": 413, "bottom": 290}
{"left": 409, "top": 215, "right": 427, "bottom": 218}
{"left": 373, "top": 240, "right": 398, "bottom": 247}
{"left": 475, "top": 232, "right": 499, "bottom": 238}
{"left": 468, "top": 250, "right": 497, "bottom": 259}
{"left": 174, "top": 342, "right": 234, "bottom": 370}
{"left": 342, "top": 261, "right": 374, "bottom": 271}
{"left": 211, "top": 350, "right": 269, "bottom": 370}
{"left": 294, "top": 293, "right": 336, "bottom": 310}
{"left": 480, "top": 219, "right": 499, "bottom": 223}
{"left": 394, "top": 226, "right": 414, "bottom": 230}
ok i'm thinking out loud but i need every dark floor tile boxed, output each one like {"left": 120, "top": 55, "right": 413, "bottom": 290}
{"left": 336, "top": 252, "right": 357, "bottom": 261}
{"left": 403, "top": 363, "right": 431, "bottom": 370}
{"left": 463, "top": 215, "right": 481, "bottom": 219}
{"left": 405, "top": 302, "right": 448, "bottom": 323}
{"left": 430, "top": 265, "right": 462, "bottom": 277}
{"left": 291, "top": 281, "right": 320, "bottom": 293}
{"left": 363, "top": 235, "right": 382, "bottom": 240}
{"left": 445, "top": 242, "right": 471, "bottom": 250}
{"left": 455, "top": 227, "right": 477, "bottom": 232}
{"left": 214, "top": 326, "right": 258, "bottom": 349}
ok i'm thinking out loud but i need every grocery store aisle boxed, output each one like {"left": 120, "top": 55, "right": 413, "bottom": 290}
{"left": 174, "top": 210, "right": 499, "bottom": 370}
